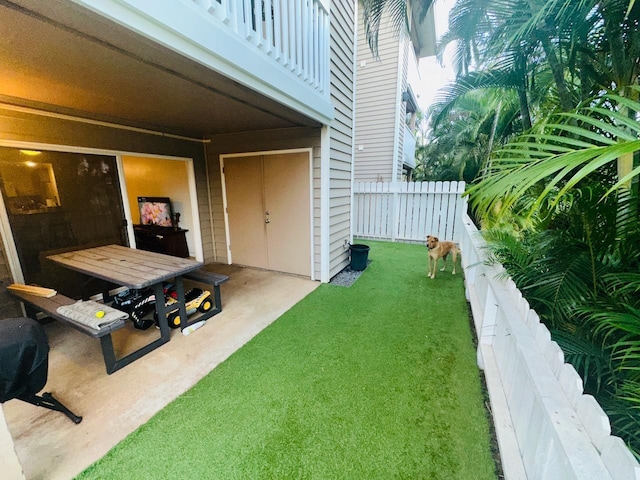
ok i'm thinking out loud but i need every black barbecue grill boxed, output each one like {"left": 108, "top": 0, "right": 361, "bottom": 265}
{"left": 0, "top": 317, "right": 81, "bottom": 423}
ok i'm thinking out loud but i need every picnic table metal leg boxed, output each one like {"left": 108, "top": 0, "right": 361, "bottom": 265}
{"left": 213, "top": 284, "right": 223, "bottom": 313}
{"left": 152, "top": 282, "right": 171, "bottom": 341}
{"left": 173, "top": 276, "right": 191, "bottom": 331}
{"left": 96, "top": 282, "right": 172, "bottom": 375}
{"left": 99, "top": 332, "right": 169, "bottom": 375}
{"left": 99, "top": 335, "right": 118, "bottom": 374}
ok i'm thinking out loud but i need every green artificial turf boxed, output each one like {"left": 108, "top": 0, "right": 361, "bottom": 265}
{"left": 77, "top": 241, "right": 497, "bottom": 480}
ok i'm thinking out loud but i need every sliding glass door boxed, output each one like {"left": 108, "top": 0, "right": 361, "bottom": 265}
{"left": 0, "top": 147, "right": 127, "bottom": 298}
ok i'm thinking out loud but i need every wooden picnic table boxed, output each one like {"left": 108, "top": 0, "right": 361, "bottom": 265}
{"left": 46, "top": 244, "right": 203, "bottom": 373}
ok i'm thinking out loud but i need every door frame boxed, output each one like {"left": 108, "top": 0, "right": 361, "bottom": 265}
{"left": 220, "top": 148, "right": 315, "bottom": 280}
{"left": 118, "top": 154, "right": 203, "bottom": 261}
{"left": 0, "top": 140, "right": 204, "bottom": 284}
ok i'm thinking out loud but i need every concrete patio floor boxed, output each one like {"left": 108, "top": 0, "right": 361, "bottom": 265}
{"left": 3, "top": 264, "right": 319, "bottom": 480}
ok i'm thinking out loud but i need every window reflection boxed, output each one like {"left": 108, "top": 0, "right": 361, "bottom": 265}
{"left": 0, "top": 158, "right": 61, "bottom": 214}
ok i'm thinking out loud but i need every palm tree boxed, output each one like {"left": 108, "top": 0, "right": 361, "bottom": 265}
{"left": 468, "top": 90, "right": 640, "bottom": 219}
{"left": 416, "top": 88, "right": 519, "bottom": 182}
{"left": 439, "top": 0, "right": 640, "bottom": 186}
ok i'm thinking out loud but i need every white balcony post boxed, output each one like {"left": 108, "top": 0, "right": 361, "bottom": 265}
{"left": 263, "top": 0, "right": 273, "bottom": 54}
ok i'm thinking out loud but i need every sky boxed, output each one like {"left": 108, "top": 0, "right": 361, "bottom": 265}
{"left": 414, "top": 0, "right": 456, "bottom": 112}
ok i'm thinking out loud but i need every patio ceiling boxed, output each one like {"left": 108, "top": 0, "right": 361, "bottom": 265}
{"left": 0, "top": 0, "right": 321, "bottom": 139}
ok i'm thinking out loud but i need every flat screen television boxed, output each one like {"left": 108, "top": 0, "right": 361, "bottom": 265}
{"left": 138, "top": 196, "right": 173, "bottom": 227}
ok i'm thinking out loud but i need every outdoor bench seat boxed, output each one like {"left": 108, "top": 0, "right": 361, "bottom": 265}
{"left": 8, "top": 290, "right": 127, "bottom": 339}
{"left": 183, "top": 269, "right": 229, "bottom": 287}
{"left": 9, "top": 289, "right": 134, "bottom": 375}
{"left": 182, "top": 269, "right": 229, "bottom": 322}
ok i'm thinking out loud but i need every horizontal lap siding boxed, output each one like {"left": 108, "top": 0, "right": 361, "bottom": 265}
{"left": 329, "top": 0, "right": 356, "bottom": 278}
{"left": 353, "top": 12, "right": 400, "bottom": 183}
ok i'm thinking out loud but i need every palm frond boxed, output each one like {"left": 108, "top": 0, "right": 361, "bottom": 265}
{"left": 360, "top": 0, "right": 430, "bottom": 57}
{"left": 552, "top": 329, "right": 614, "bottom": 392}
{"left": 468, "top": 90, "right": 640, "bottom": 219}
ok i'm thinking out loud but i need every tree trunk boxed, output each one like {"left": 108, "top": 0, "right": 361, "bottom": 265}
{"left": 536, "top": 32, "right": 574, "bottom": 112}
{"left": 516, "top": 54, "right": 532, "bottom": 130}
{"left": 484, "top": 99, "right": 502, "bottom": 178}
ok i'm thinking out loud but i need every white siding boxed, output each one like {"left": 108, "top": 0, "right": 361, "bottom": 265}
{"left": 328, "top": 0, "right": 356, "bottom": 278}
{"left": 353, "top": 9, "right": 400, "bottom": 183}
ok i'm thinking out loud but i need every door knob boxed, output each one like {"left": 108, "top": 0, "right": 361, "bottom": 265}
{"left": 265, "top": 219, "right": 271, "bottom": 223}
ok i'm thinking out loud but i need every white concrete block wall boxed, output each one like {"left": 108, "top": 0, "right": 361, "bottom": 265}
{"left": 460, "top": 214, "right": 640, "bottom": 480}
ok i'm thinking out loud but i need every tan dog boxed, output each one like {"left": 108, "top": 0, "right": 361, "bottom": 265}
{"left": 426, "top": 235, "right": 460, "bottom": 279}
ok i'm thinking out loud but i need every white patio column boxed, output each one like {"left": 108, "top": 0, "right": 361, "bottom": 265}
{"left": 320, "top": 125, "right": 331, "bottom": 282}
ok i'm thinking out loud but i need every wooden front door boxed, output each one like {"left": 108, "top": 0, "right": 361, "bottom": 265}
{"left": 224, "top": 152, "right": 311, "bottom": 277}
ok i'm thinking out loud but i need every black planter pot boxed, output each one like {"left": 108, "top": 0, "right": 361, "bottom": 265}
{"left": 349, "top": 244, "right": 370, "bottom": 271}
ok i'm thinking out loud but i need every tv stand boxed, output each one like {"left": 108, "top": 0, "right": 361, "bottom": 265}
{"left": 133, "top": 225, "right": 189, "bottom": 258}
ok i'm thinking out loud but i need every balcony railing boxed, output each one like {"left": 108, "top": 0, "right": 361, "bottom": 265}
{"left": 74, "top": 0, "right": 332, "bottom": 122}
{"left": 190, "top": 0, "right": 330, "bottom": 96}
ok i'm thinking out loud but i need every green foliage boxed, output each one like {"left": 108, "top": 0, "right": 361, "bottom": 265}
{"left": 359, "top": 0, "right": 434, "bottom": 57}
{"left": 414, "top": 90, "right": 518, "bottom": 182}
{"left": 469, "top": 90, "right": 640, "bottom": 220}
{"left": 416, "top": 0, "right": 640, "bottom": 185}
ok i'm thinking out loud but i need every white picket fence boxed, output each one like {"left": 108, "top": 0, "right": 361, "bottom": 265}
{"left": 459, "top": 214, "right": 640, "bottom": 480}
{"left": 352, "top": 181, "right": 466, "bottom": 243}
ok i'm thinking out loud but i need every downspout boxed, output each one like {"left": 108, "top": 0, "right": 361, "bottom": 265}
{"left": 391, "top": 37, "right": 407, "bottom": 242}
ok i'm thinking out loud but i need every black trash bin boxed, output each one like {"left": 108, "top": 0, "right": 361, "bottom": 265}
{"left": 349, "top": 244, "right": 370, "bottom": 271}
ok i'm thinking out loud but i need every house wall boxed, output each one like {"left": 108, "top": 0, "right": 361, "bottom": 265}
{"left": 353, "top": 9, "right": 400, "bottom": 183}
{"left": 328, "top": 0, "right": 356, "bottom": 279}
{"left": 396, "top": 38, "right": 410, "bottom": 178}
{"left": 0, "top": 107, "right": 210, "bottom": 307}
{"left": 205, "top": 127, "right": 322, "bottom": 275}
{"left": 205, "top": 1, "right": 356, "bottom": 282}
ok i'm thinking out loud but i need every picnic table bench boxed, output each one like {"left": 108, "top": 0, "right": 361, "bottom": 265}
{"left": 182, "top": 269, "right": 229, "bottom": 322}
{"left": 8, "top": 289, "right": 130, "bottom": 374}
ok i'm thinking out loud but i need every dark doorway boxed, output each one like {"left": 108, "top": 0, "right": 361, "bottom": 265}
{"left": 0, "top": 147, "right": 128, "bottom": 298}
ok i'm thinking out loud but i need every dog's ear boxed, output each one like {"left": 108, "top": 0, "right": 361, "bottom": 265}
{"left": 433, "top": 236, "right": 439, "bottom": 242}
